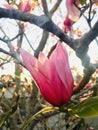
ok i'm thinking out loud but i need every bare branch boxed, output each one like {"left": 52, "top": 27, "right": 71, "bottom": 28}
{"left": 50, "top": 0, "right": 63, "bottom": 15}
{"left": 0, "top": 32, "right": 23, "bottom": 43}
{"left": 34, "top": 0, "right": 63, "bottom": 57}
{"left": 34, "top": 31, "right": 49, "bottom": 57}
{"left": 41, "top": 0, "right": 48, "bottom": 15}
{"left": 0, "top": 7, "right": 74, "bottom": 49}
{"left": 0, "top": 57, "right": 12, "bottom": 66}
{"left": 0, "top": 48, "right": 11, "bottom": 55}
{"left": 73, "top": 63, "right": 98, "bottom": 94}
{"left": 0, "top": 7, "right": 98, "bottom": 68}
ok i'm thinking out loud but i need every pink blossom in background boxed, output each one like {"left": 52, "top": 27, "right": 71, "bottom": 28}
{"left": 76, "top": 29, "right": 82, "bottom": 37}
{"left": 66, "top": 0, "right": 80, "bottom": 22}
{"left": 0, "top": 66, "right": 4, "bottom": 70}
{"left": 19, "top": 65, "right": 23, "bottom": 73}
{"left": 11, "top": 44, "right": 18, "bottom": 51}
{"left": 63, "top": 15, "right": 73, "bottom": 35}
{"left": 19, "top": 0, "right": 35, "bottom": 12}
{"left": 3, "top": 2, "right": 17, "bottom": 9}
{"left": 3, "top": 1, "right": 35, "bottom": 29}
{"left": 3, "top": 0, "right": 35, "bottom": 13}
{"left": 85, "top": 83, "right": 92, "bottom": 89}
{"left": 20, "top": 42, "right": 74, "bottom": 106}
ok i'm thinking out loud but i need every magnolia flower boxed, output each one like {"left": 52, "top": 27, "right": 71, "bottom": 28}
{"left": 20, "top": 42, "right": 74, "bottom": 106}
{"left": 3, "top": 0, "right": 35, "bottom": 12}
{"left": 3, "top": 1, "right": 35, "bottom": 29}
{"left": 19, "top": 0, "right": 35, "bottom": 12}
{"left": 63, "top": 15, "right": 73, "bottom": 36}
{"left": 66, "top": 0, "right": 80, "bottom": 22}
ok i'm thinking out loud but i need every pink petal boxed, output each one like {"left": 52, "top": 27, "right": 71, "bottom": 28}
{"left": 19, "top": 1, "right": 35, "bottom": 12}
{"left": 66, "top": 0, "right": 80, "bottom": 22}
{"left": 48, "top": 57, "right": 64, "bottom": 105}
{"left": 48, "top": 43, "right": 72, "bottom": 104}
{"left": 20, "top": 48, "right": 47, "bottom": 82}
{"left": 50, "top": 42, "right": 74, "bottom": 98}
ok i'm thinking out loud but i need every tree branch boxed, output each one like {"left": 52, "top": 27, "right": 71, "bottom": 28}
{"left": 50, "top": 0, "right": 63, "bottom": 15}
{"left": 34, "top": 0, "right": 63, "bottom": 57}
{"left": 0, "top": 7, "right": 98, "bottom": 71}
{"left": 34, "top": 31, "right": 49, "bottom": 57}
{"left": 0, "top": 7, "right": 74, "bottom": 49}
{"left": 34, "top": 0, "right": 49, "bottom": 58}
{"left": 0, "top": 7, "right": 98, "bottom": 54}
{"left": 73, "top": 64, "right": 97, "bottom": 94}
{"left": 75, "top": 20, "right": 98, "bottom": 49}
{"left": 41, "top": 0, "right": 48, "bottom": 15}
